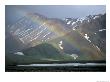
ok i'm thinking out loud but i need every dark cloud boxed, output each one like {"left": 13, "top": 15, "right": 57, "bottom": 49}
{"left": 6, "top": 5, "right": 106, "bottom": 25}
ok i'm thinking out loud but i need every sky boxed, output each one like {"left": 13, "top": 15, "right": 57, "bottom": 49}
{"left": 5, "top": 5, "right": 106, "bottom": 25}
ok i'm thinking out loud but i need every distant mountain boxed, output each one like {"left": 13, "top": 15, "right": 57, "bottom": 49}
{"left": 5, "top": 13, "right": 106, "bottom": 65}
{"left": 64, "top": 14, "right": 106, "bottom": 54}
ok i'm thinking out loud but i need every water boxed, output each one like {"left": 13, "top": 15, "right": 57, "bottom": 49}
{"left": 17, "top": 63, "right": 105, "bottom": 67}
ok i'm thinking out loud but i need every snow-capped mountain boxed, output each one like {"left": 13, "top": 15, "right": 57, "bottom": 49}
{"left": 64, "top": 14, "right": 106, "bottom": 54}
{"left": 64, "top": 14, "right": 104, "bottom": 30}
{"left": 5, "top": 13, "right": 106, "bottom": 61}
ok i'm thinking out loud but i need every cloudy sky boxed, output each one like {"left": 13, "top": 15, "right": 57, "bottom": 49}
{"left": 6, "top": 5, "right": 106, "bottom": 25}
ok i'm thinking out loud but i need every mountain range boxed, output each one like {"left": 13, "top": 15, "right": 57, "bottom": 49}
{"left": 5, "top": 13, "right": 106, "bottom": 66}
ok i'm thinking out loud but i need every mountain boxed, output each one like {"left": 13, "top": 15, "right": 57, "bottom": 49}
{"left": 64, "top": 14, "right": 106, "bottom": 54}
{"left": 5, "top": 13, "right": 106, "bottom": 65}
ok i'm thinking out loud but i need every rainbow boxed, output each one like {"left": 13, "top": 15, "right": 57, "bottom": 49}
{"left": 25, "top": 13, "right": 105, "bottom": 60}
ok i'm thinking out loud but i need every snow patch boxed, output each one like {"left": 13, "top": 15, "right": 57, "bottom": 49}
{"left": 39, "top": 22, "right": 45, "bottom": 28}
{"left": 65, "top": 18, "right": 69, "bottom": 22}
{"left": 84, "top": 34, "right": 89, "bottom": 40}
{"left": 76, "top": 17, "right": 86, "bottom": 23}
{"left": 70, "top": 54, "right": 78, "bottom": 60}
{"left": 87, "top": 19, "right": 90, "bottom": 22}
{"left": 88, "top": 40, "right": 91, "bottom": 43}
{"left": 96, "top": 46, "right": 100, "bottom": 51}
{"left": 84, "top": 34, "right": 91, "bottom": 42}
{"left": 19, "top": 38, "right": 24, "bottom": 43}
{"left": 73, "top": 28, "right": 76, "bottom": 30}
{"left": 14, "top": 52, "right": 24, "bottom": 55}
{"left": 71, "top": 22, "right": 76, "bottom": 25}
{"left": 93, "top": 16, "right": 99, "bottom": 19}
{"left": 67, "top": 21, "right": 71, "bottom": 25}
{"left": 99, "top": 29, "right": 106, "bottom": 32}
{"left": 58, "top": 41, "right": 63, "bottom": 50}
{"left": 43, "top": 32, "right": 51, "bottom": 38}
{"left": 72, "top": 25, "right": 77, "bottom": 30}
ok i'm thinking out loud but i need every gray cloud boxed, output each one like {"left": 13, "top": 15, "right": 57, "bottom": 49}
{"left": 6, "top": 5, "right": 106, "bottom": 25}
